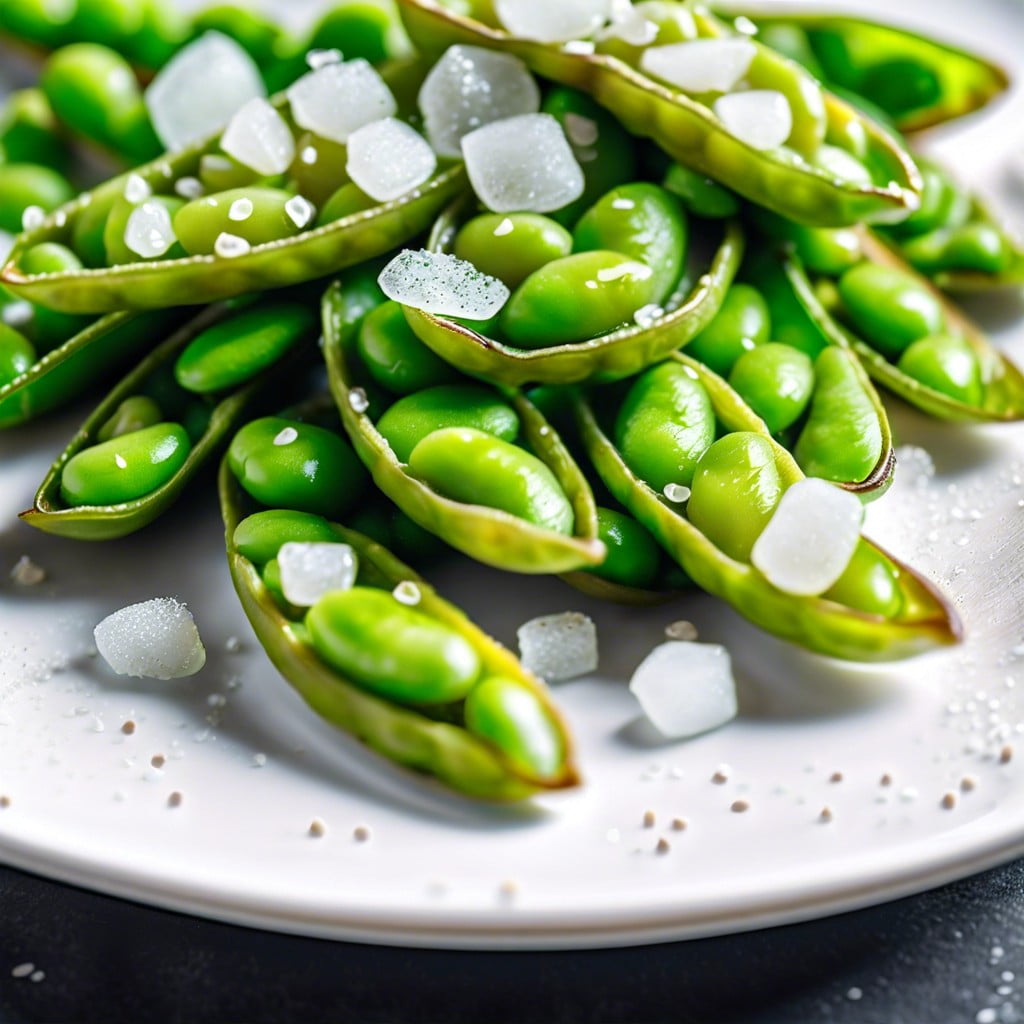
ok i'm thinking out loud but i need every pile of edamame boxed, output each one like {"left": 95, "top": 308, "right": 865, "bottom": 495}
{"left": 1, "top": 0, "right": 1020, "bottom": 798}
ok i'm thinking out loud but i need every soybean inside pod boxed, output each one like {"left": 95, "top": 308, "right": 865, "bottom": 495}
{"left": 400, "top": 188, "right": 743, "bottom": 387}
{"left": 397, "top": 0, "right": 921, "bottom": 227}
{"left": 719, "top": 8, "right": 1009, "bottom": 132}
{"left": 574, "top": 352, "right": 961, "bottom": 661}
{"left": 321, "top": 277, "right": 605, "bottom": 574}
{"left": 0, "top": 58, "right": 467, "bottom": 313}
{"left": 22, "top": 297, "right": 319, "bottom": 540}
{"left": 220, "top": 466, "right": 579, "bottom": 800}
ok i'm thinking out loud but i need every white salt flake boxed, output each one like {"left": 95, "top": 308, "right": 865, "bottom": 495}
{"left": 641, "top": 39, "right": 756, "bottom": 94}
{"left": 273, "top": 426, "right": 298, "bottom": 445}
{"left": 597, "top": 0, "right": 658, "bottom": 45}
{"left": 124, "top": 201, "right": 177, "bottom": 259}
{"left": 10, "top": 963, "right": 34, "bottom": 979}
{"left": 123, "top": 173, "right": 151, "bottom": 203}
{"left": 378, "top": 249, "right": 510, "bottom": 319}
{"left": 392, "top": 581, "right": 421, "bottom": 606}
{"left": 10, "top": 556, "right": 45, "bottom": 586}
{"left": 214, "top": 232, "right": 251, "bottom": 258}
{"left": 306, "top": 47, "right": 342, "bottom": 69}
{"left": 461, "top": 113, "right": 584, "bottom": 213}
{"left": 629, "top": 641, "right": 737, "bottom": 739}
{"left": 494, "top": 0, "right": 614, "bottom": 42}
{"left": 418, "top": 45, "right": 540, "bottom": 158}
{"left": 174, "top": 176, "right": 204, "bottom": 200}
{"left": 347, "top": 388, "right": 369, "bottom": 413}
{"left": 751, "top": 478, "right": 862, "bottom": 596}
{"left": 714, "top": 90, "right": 793, "bottom": 151}
{"left": 21, "top": 205, "right": 45, "bottom": 231}
{"left": 2, "top": 300, "right": 33, "bottom": 327}
{"left": 287, "top": 60, "right": 396, "bottom": 144}
{"left": 220, "top": 98, "right": 295, "bottom": 176}
{"left": 228, "top": 197, "right": 253, "bottom": 221}
{"left": 279, "top": 542, "right": 358, "bottom": 607}
{"left": 346, "top": 118, "right": 437, "bottom": 202}
{"left": 284, "top": 195, "right": 316, "bottom": 229}
{"left": 517, "top": 612, "right": 598, "bottom": 682}
{"left": 146, "top": 32, "right": 265, "bottom": 151}
{"left": 94, "top": 598, "right": 206, "bottom": 680}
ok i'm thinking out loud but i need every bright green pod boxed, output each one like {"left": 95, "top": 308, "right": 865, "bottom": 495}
{"left": 0, "top": 163, "right": 73, "bottom": 233}
{"left": 19, "top": 241, "right": 81, "bottom": 275}
{"left": 409, "top": 427, "right": 575, "bottom": 535}
{"left": 662, "top": 162, "right": 739, "bottom": 219}
{"left": 541, "top": 87, "right": 638, "bottom": 227}
{"left": 464, "top": 675, "right": 566, "bottom": 781}
{"left": 377, "top": 385, "right": 520, "bottom": 463}
{"left": 614, "top": 361, "right": 715, "bottom": 492}
{"left": 357, "top": 300, "right": 459, "bottom": 395}
{"left": 454, "top": 212, "right": 572, "bottom": 290}
{"left": 59, "top": 421, "right": 190, "bottom": 506}
{"left": 0, "top": 323, "right": 36, "bottom": 387}
{"left": 16, "top": 242, "right": 92, "bottom": 351}
{"left": 306, "top": 587, "right": 481, "bottom": 705}
{"left": 103, "top": 194, "right": 185, "bottom": 265}
{"left": 837, "top": 262, "right": 945, "bottom": 359}
{"left": 228, "top": 416, "right": 368, "bottom": 519}
{"left": 588, "top": 507, "right": 662, "bottom": 589}
{"left": 96, "top": 395, "right": 162, "bottom": 441}
{"left": 728, "top": 343, "right": 814, "bottom": 434}
{"left": 573, "top": 182, "right": 688, "bottom": 305}
{"left": 502, "top": 250, "right": 658, "bottom": 349}
{"left": 686, "top": 432, "right": 783, "bottom": 563}
{"left": 793, "top": 346, "right": 885, "bottom": 486}
{"left": 902, "top": 223, "right": 1011, "bottom": 276}
{"left": 685, "top": 282, "right": 772, "bottom": 376}
{"left": 174, "top": 302, "right": 316, "bottom": 394}
{"left": 173, "top": 187, "right": 305, "bottom": 256}
{"left": 41, "top": 43, "right": 160, "bottom": 162}
{"left": 0, "top": 89, "right": 69, "bottom": 170}
{"left": 233, "top": 509, "right": 342, "bottom": 566}
{"left": 897, "top": 333, "right": 983, "bottom": 406}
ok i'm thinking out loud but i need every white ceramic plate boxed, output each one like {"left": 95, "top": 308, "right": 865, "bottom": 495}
{"left": 2, "top": 0, "right": 1024, "bottom": 951}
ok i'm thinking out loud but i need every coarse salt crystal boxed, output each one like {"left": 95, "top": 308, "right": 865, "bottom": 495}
{"left": 278, "top": 542, "right": 358, "bottom": 607}
{"left": 345, "top": 118, "right": 437, "bottom": 202}
{"left": 10, "top": 556, "right": 45, "bottom": 586}
{"left": 517, "top": 612, "right": 598, "bottom": 682}
{"left": 494, "top": 0, "right": 614, "bottom": 42}
{"left": 714, "top": 90, "right": 793, "bottom": 151}
{"left": 20, "top": 205, "right": 45, "bottom": 231}
{"left": 629, "top": 641, "right": 737, "bottom": 738}
{"left": 124, "top": 201, "right": 177, "bottom": 259}
{"left": 214, "top": 232, "right": 251, "bottom": 258}
{"left": 287, "top": 60, "right": 396, "bottom": 144}
{"left": 641, "top": 39, "right": 756, "bottom": 94}
{"left": 378, "top": 249, "right": 510, "bottom": 320}
{"left": 220, "top": 97, "right": 295, "bottom": 176}
{"left": 94, "top": 598, "right": 206, "bottom": 679}
{"left": 285, "top": 195, "right": 316, "bottom": 229}
{"left": 123, "top": 173, "right": 151, "bottom": 203}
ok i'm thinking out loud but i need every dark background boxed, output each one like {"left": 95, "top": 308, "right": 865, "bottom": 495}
{"left": 0, "top": 857, "right": 1022, "bottom": 1024}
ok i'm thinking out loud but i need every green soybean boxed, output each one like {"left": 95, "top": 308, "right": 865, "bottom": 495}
{"left": 306, "top": 587, "right": 480, "bottom": 704}
{"left": 614, "top": 362, "right": 716, "bottom": 491}
{"left": 357, "top": 300, "right": 459, "bottom": 395}
{"left": 96, "top": 395, "right": 163, "bottom": 442}
{"left": 589, "top": 507, "right": 662, "bottom": 589}
{"left": 837, "top": 262, "right": 945, "bottom": 359}
{"left": 228, "top": 416, "right": 367, "bottom": 518}
{"left": 501, "top": 250, "right": 657, "bottom": 349}
{"left": 377, "top": 385, "right": 520, "bottom": 463}
{"left": 59, "top": 422, "right": 190, "bottom": 506}
{"left": 315, "top": 182, "right": 378, "bottom": 226}
{"left": 686, "top": 283, "right": 772, "bottom": 376}
{"left": 662, "top": 161, "right": 739, "bottom": 219}
{"left": 174, "top": 302, "right": 315, "bottom": 394}
{"left": 728, "top": 343, "right": 815, "bottom": 434}
{"left": 233, "top": 509, "right": 342, "bottom": 565}
{"left": 287, "top": 132, "right": 351, "bottom": 206}
{"left": 573, "top": 182, "right": 688, "bottom": 304}
{"left": 902, "top": 223, "right": 1011, "bottom": 275}
{"left": 822, "top": 541, "right": 903, "bottom": 618}
{"left": 0, "top": 323, "right": 36, "bottom": 387}
{"left": 454, "top": 212, "right": 572, "bottom": 290}
{"left": 173, "top": 187, "right": 305, "bottom": 255}
{"left": 0, "top": 89, "right": 68, "bottom": 169}
{"left": 408, "top": 427, "right": 575, "bottom": 534}
{"left": 0, "top": 163, "right": 73, "bottom": 233}
{"left": 897, "top": 333, "right": 983, "bottom": 405}
{"left": 464, "top": 675, "right": 565, "bottom": 780}
{"left": 686, "top": 432, "right": 783, "bottom": 563}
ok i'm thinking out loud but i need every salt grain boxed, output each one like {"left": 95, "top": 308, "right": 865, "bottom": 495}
{"left": 124, "top": 201, "right": 177, "bottom": 259}
{"left": 378, "top": 249, "right": 510, "bottom": 320}
{"left": 517, "top": 611, "right": 598, "bottom": 682}
{"left": 123, "top": 173, "right": 151, "bottom": 203}
{"left": 641, "top": 39, "right": 756, "bottom": 94}
{"left": 287, "top": 60, "right": 396, "bottom": 144}
{"left": 713, "top": 90, "right": 793, "bottom": 151}
{"left": 664, "top": 620, "right": 698, "bottom": 642}
{"left": 278, "top": 541, "right": 358, "bottom": 607}
{"left": 10, "top": 556, "right": 46, "bottom": 586}
{"left": 494, "top": 0, "right": 613, "bottom": 42}
{"left": 214, "top": 232, "right": 251, "bottom": 258}
{"left": 306, "top": 47, "right": 342, "bottom": 69}
{"left": 10, "top": 963, "right": 34, "bottom": 978}
{"left": 20, "top": 205, "right": 45, "bottom": 231}
{"left": 662, "top": 483, "right": 691, "bottom": 503}
{"left": 346, "top": 118, "right": 436, "bottom": 202}
{"left": 94, "top": 598, "right": 206, "bottom": 679}
{"left": 392, "top": 581, "right": 421, "bottom": 606}
{"left": 220, "top": 97, "right": 295, "bottom": 176}
{"left": 284, "top": 194, "right": 316, "bottom": 229}
{"left": 174, "top": 176, "right": 204, "bottom": 200}
{"left": 347, "top": 387, "right": 370, "bottom": 413}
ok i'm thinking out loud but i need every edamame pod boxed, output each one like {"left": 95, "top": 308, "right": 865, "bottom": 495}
{"left": 221, "top": 467, "right": 579, "bottom": 798}
{"left": 398, "top": 0, "right": 922, "bottom": 226}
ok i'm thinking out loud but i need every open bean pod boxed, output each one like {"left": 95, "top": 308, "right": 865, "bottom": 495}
{"left": 0, "top": 72, "right": 467, "bottom": 313}
{"left": 722, "top": 8, "right": 1009, "bottom": 132}
{"left": 322, "top": 278, "right": 605, "bottom": 574}
{"left": 220, "top": 465, "right": 580, "bottom": 800}
{"left": 21, "top": 298, "right": 317, "bottom": 539}
{"left": 402, "top": 196, "right": 743, "bottom": 387}
{"left": 575, "top": 352, "right": 960, "bottom": 661}
{"left": 397, "top": 0, "right": 921, "bottom": 227}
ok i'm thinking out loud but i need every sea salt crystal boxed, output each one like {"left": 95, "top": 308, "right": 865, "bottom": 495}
{"left": 124, "top": 201, "right": 177, "bottom": 259}
{"left": 220, "top": 98, "right": 295, "bottom": 176}
{"left": 287, "top": 60, "right": 396, "bottom": 144}
{"left": 174, "top": 176, "right": 204, "bottom": 200}
{"left": 597, "top": 0, "right": 658, "bottom": 45}
{"left": 494, "top": 0, "right": 614, "bottom": 42}
{"left": 641, "top": 39, "right": 756, "bottom": 94}
{"left": 146, "top": 32, "right": 265, "bottom": 150}
{"left": 629, "top": 641, "right": 737, "bottom": 738}
{"left": 94, "top": 598, "right": 206, "bottom": 679}
{"left": 517, "top": 612, "right": 598, "bottom": 682}
{"left": 345, "top": 118, "right": 437, "bottom": 202}
{"left": 306, "top": 47, "right": 342, "bottom": 69}
{"left": 21, "top": 205, "right": 45, "bottom": 231}
{"left": 461, "top": 113, "right": 584, "bottom": 213}
{"left": 123, "top": 173, "right": 151, "bottom": 203}
{"left": 284, "top": 195, "right": 316, "bottom": 229}
{"left": 10, "top": 555, "right": 45, "bottom": 586}
{"left": 751, "top": 478, "right": 862, "bottom": 596}
{"left": 418, "top": 45, "right": 540, "bottom": 158}
{"left": 378, "top": 249, "right": 510, "bottom": 319}
{"left": 714, "top": 90, "right": 793, "bottom": 151}
{"left": 278, "top": 542, "right": 358, "bottom": 607}
{"left": 228, "top": 197, "right": 253, "bottom": 221}
{"left": 214, "top": 232, "right": 251, "bottom": 258}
